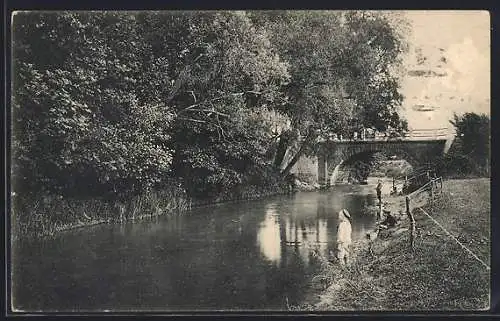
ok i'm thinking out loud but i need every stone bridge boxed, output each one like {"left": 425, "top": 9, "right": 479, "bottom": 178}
{"left": 314, "top": 128, "right": 451, "bottom": 186}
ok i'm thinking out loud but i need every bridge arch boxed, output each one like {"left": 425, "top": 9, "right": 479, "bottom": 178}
{"left": 317, "top": 139, "right": 448, "bottom": 186}
{"left": 327, "top": 149, "right": 418, "bottom": 184}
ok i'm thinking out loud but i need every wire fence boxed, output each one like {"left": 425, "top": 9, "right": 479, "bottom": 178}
{"left": 383, "top": 175, "right": 490, "bottom": 271}
{"left": 378, "top": 175, "right": 442, "bottom": 249}
{"left": 388, "top": 176, "right": 443, "bottom": 213}
{"left": 417, "top": 207, "right": 490, "bottom": 271}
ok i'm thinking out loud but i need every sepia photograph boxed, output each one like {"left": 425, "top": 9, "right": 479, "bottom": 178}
{"left": 8, "top": 10, "right": 490, "bottom": 312}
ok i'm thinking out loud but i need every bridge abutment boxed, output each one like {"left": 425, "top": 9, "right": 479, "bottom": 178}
{"left": 318, "top": 154, "right": 328, "bottom": 187}
{"left": 327, "top": 159, "right": 344, "bottom": 185}
{"left": 318, "top": 154, "right": 343, "bottom": 187}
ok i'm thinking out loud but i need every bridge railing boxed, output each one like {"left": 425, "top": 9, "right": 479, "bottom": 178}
{"left": 317, "top": 127, "right": 449, "bottom": 143}
{"left": 390, "top": 167, "right": 438, "bottom": 196}
{"left": 402, "top": 127, "right": 449, "bottom": 139}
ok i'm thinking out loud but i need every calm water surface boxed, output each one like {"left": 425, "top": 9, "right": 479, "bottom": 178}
{"left": 12, "top": 185, "right": 378, "bottom": 311}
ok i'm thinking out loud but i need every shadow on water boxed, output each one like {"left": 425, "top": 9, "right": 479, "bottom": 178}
{"left": 12, "top": 186, "right": 378, "bottom": 311}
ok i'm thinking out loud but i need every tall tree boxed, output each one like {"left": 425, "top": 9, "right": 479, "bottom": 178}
{"left": 251, "top": 11, "right": 409, "bottom": 176}
{"left": 137, "top": 11, "right": 290, "bottom": 197}
{"left": 12, "top": 12, "right": 175, "bottom": 197}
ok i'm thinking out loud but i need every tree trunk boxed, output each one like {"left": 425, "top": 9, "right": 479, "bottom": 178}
{"left": 273, "top": 133, "right": 290, "bottom": 169}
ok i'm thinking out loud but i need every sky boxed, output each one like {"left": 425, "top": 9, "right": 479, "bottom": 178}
{"left": 398, "top": 11, "right": 490, "bottom": 131}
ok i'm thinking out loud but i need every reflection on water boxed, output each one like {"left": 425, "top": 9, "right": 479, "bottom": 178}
{"left": 257, "top": 206, "right": 330, "bottom": 267}
{"left": 257, "top": 188, "right": 377, "bottom": 272}
{"left": 13, "top": 186, "right": 378, "bottom": 311}
{"left": 256, "top": 208, "right": 281, "bottom": 266}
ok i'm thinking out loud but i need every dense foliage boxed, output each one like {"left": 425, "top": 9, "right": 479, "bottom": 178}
{"left": 436, "top": 113, "right": 490, "bottom": 177}
{"left": 12, "top": 11, "right": 409, "bottom": 201}
{"left": 12, "top": 13, "right": 176, "bottom": 198}
{"left": 250, "top": 11, "right": 409, "bottom": 176}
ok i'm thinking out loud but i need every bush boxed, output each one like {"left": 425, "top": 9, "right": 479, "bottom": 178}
{"left": 187, "top": 165, "right": 289, "bottom": 205}
{"left": 11, "top": 184, "right": 188, "bottom": 241}
{"left": 436, "top": 112, "right": 490, "bottom": 178}
{"left": 435, "top": 154, "right": 484, "bottom": 179}
{"left": 296, "top": 172, "right": 317, "bottom": 185}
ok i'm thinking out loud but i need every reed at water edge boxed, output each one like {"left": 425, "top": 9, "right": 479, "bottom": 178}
{"left": 11, "top": 186, "right": 190, "bottom": 242}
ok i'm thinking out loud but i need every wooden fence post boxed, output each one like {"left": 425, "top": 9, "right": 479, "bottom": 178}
{"left": 406, "top": 196, "right": 415, "bottom": 252}
{"left": 430, "top": 179, "right": 434, "bottom": 206}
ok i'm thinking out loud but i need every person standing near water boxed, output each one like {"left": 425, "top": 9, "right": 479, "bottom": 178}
{"left": 336, "top": 209, "right": 352, "bottom": 265}
{"left": 376, "top": 180, "right": 382, "bottom": 204}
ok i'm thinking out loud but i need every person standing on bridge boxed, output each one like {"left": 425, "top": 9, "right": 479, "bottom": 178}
{"left": 376, "top": 180, "right": 383, "bottom": 205}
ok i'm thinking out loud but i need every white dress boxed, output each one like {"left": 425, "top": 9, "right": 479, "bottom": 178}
{"left": 336, "top": 217, "right": 352, "bottom": 264}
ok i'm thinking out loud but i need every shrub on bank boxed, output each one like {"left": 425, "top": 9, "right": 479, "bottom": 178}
{"left": 435, "top": 154, "right": 489, "bottom": 179}
{"left": 296, "top": 172, "right": 317, "bottom": 185}
{"left": 11, "top": 167, "right": 291, "bottom": 240}
{"left": 434, "top": 112, "right": 490, "bottom": 179}
{"left": 189, "top": 167, "right": 291, "bottom": 206}
{"left": 11, "top": 185, "right": 189, "bottom": 241}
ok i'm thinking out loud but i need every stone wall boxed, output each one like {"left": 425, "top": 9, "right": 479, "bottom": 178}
{"left": 290, "top": 156, "right": 318, "bottom": 184}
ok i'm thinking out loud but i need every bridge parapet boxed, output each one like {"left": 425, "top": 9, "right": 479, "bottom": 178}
{"left": 317, "top": 127, "right": 449, "bottom": 143}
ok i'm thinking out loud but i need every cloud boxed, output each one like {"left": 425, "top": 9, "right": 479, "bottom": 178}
{"left": 399, "top": 11, "right": 490, "bottom": 130}
{"left": 443, "top": 37, "right": 489, "bottom": 98}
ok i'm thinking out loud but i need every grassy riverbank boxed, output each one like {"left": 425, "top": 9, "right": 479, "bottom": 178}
{"left": 302, "top": 178, "right": 490, "bottom": 311}
{"left": 11, "top": 180, "right": 291, "bottom": 241}
{"left": 11, "top": 188, "right": 190, "bottom": 242}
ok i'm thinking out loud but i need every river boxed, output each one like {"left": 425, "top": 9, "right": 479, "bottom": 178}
{"left": 12, "top": 184, "right": 380, "bottom": 312}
